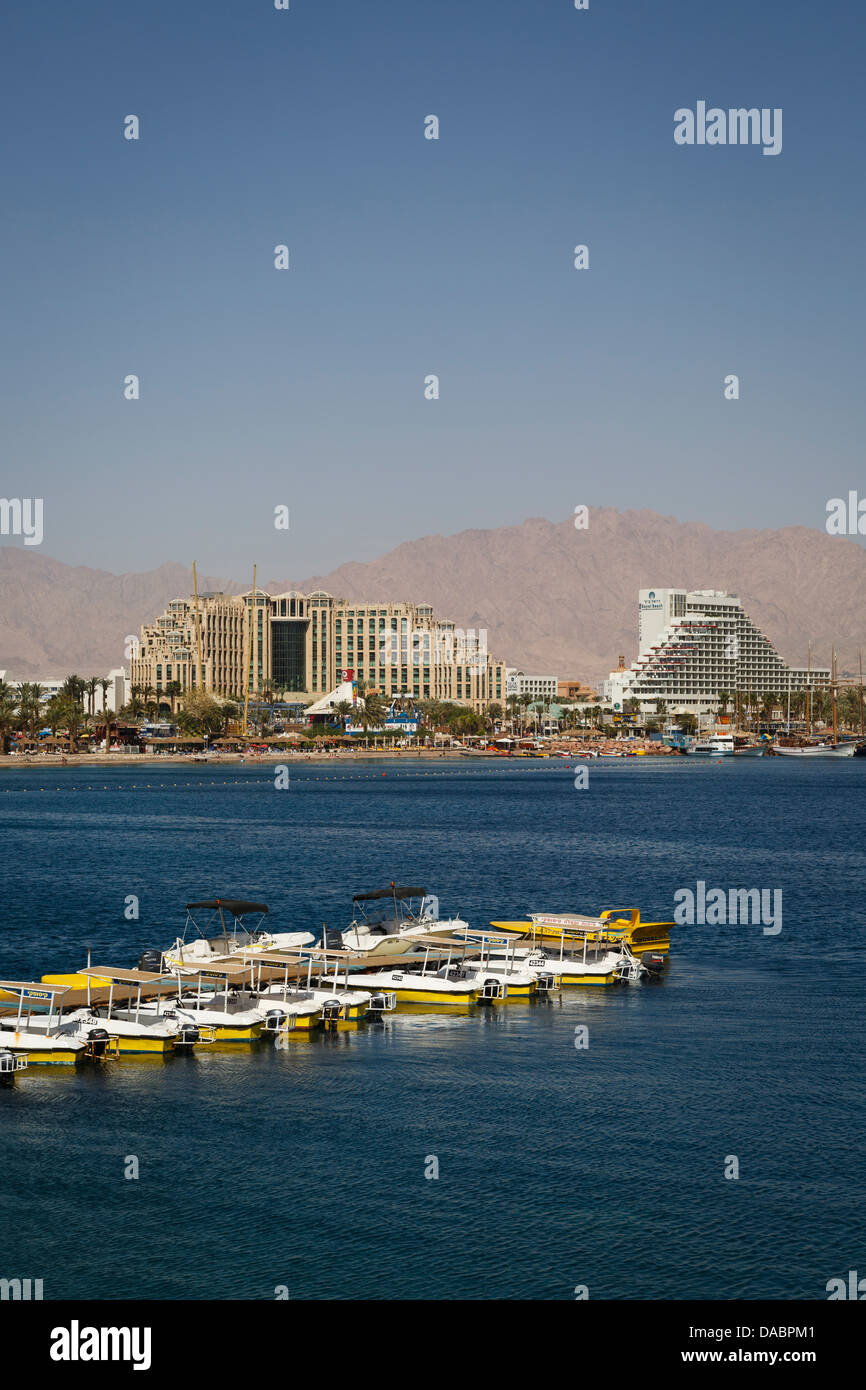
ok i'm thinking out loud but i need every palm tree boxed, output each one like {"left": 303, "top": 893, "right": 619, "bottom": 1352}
{"left": 361, "top": 691, "right": 385, "bottom": 739}
{"left": 0, "top": 680, "right": 19, "bottom": 753}
{"left": 16, "top": 682, "right": 44, "bottom": 742}
{"left": 519, "top": 693, "right": 532, "bottom": 735}
{"left": 85, "top": 676, "right": 100, "bottom": 716}
{"left": 165, "top": 680, "right": 182, "bottom": 715}
{"left": 760, "top": 691, "right": 778, "bottom": 729}
{"left": 334, "top": 699, "right": 353, "bottom": 731}
{"left": 717, "top": 690, "right": 730, "bottom": 720}
{"left": 59, "top": 675, "right": 86, "bottom": 751}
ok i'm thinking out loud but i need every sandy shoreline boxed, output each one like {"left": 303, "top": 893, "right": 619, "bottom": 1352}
{"left": 0, "top": 743, "right": 675, "bottom": 769}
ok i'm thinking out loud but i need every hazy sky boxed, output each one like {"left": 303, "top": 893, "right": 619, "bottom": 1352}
{"left": 3, "top": 0, "right": 864, "bottom": 578}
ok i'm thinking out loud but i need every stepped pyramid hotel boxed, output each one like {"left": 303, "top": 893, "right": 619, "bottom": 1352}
{"left": 601, "top": 589, "right": 830, "bottom": 717}
{"left": 130, "top": 590, "right": 506, "bottom": 713}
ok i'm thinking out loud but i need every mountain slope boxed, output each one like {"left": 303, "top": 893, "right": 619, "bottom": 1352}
{"left": 2, "top": 510, "right": 864, "bottom": 681}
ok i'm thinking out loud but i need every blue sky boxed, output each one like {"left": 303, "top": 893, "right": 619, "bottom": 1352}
{"left": 2, "top": 0, "right": 864, "bottom": 577}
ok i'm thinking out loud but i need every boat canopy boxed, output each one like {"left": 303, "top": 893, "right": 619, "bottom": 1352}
{"left": 530, "top": 913, "right": 608, "bottom": 932}
{"left": 242, "top": 947, "right": 356, "bottom": 965}
{"left": 0, "top": 980, "right": 70, "bottom": 995}
{"left": 352, "top": 886, "right": 426, "bottom": 903}
{"left": 185, "top": 899, "right": 269, "bottom": 915}
{"left": 80, "top": 966, "right": 172, "bottom": 984}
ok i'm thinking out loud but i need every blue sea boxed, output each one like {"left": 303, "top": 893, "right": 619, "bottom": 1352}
{"left": 0, "top": 756, "right": 863, "bottom": 1300}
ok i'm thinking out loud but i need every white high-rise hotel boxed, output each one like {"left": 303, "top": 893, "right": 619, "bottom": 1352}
{"left": 602, "top": 589, "right": 830, "bottom": 716}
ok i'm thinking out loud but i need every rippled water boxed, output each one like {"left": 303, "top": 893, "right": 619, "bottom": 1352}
{"left": 0, "top": 757, "right": 863, "bottom": 1299}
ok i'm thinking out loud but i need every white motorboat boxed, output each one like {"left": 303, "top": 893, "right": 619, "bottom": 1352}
{"left": 455, "top": 924, "right": 638, "bottom": 987}
{"left": 244, "top": 949, "right": 393, "bottom": 1028}
{"left": 335, "top": 884, "right": 469, "bottom": 957}
{"left": 0, "top": 981, "right": 89, "bottom": 1064}
{"left": 685, "top": 734, "right": 735, "bottom": 756}
{"left": 134, "top": 962, "right": 268, "bottom": 1043}
{"left": 158, "top": 897, "right": 316, "bottom": 970}
{"left": 346, "top": 938, "right": 480, "bottom": 1007}
{"left": 69, "top": 966, "right": 184, "bottom": 1054}
{"left": 774, "top": 741, "right": 855, "bottom": 757}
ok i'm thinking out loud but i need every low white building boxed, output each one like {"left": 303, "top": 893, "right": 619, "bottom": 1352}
{"left": 506, "top": 670, "right": 559, "bottom": 701}
{"left": 0, "top": 668, "right": 129, "bottom": 714}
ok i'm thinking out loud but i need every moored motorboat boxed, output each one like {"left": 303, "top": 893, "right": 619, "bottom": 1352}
{"left": 159, "top": 898, "right": 315, "bottom": 971}
{"left": 486, "top": 907, "right": 674, "bottom": 957}
{"left": 0, "top": 981, "right": 90, "bottom": 1064}
{"left": 685, "top": 734, "right": 735, "bottom": 756}
{"left": 335, "top": 884, "right": 469, "bottom": 957}
{"left": 346, "top": 939, "right": 480, "bottom": 1007}
{"left": 463, "top": 923, "right": 636, "bottom": 987}
{"left": 135, "top": 962, "right": 267, "bottom": 1042}
{"left": 774, "top": 741, "right": 856, "bottom": 757}
{"left": 244, "top": 948, "right": 393, "bottom": 1028}
{"left": 69, "top": 966, "right": 184, "bottom": 1054}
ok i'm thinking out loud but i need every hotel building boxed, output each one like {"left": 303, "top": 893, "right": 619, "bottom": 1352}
{"left": 506, "top": 671, "right": 559, "bottom": 702}
{"left": 130, "top": 591, "right": 506, "bottom": 713}
{"left": 0, "top": 668, "right": 129, "bottom": 713}
{"left": 601, "top": 589, "right": 830, "bottom": 716}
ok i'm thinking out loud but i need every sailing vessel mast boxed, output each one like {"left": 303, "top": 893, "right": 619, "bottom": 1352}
{"left": 831, "top": 649, "right": 838, "bottom": 747}
{"left": 243, "top": 565, "right": 257, "bottom": 737}
{"left": 192, "top": 561, "right": 205, "bottom": 693}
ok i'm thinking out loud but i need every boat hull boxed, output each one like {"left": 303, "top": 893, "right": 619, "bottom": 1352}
{"left": 111, "top": 1033, "right": 175, "bottom": 1055}
{"left": 775, "top": 743, "right": 856, "bottom": 757}
{"left": 2, "top": 1034, "right": 82, "bottom": 1065}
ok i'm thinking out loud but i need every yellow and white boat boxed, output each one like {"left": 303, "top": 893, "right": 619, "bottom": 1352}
{"left": 488, "top": 907, "right": 674, "bottom": 957}
{"left": 246, "top": 947, "right": 399, "bottom": 1026}
{"left": 346, "top": 938, "right": 480, "bottom": 1007}
{"left": 242, "top": 951, "right": 331, "bottom": 1032}
{"left": 420, "top": 933, "right": 538, "bottom": 1001}
{"left": 135, "top": 963, "right": 266, "bottom": 1043}
{"left": 465, "top": 926, "right": 629, "bottom": 987}
{"left": 70, "top": 966, "right": 184, "bottom": 1055}
{"left": 0, "top": 981, "right": 88, "bottom": 1064}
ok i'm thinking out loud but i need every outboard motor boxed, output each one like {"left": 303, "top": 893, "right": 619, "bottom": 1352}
{"left": 84, "top": 1027, "right": 112, "bottom": 1059}
{"left": 176, "top": 1023, "right": 201, "bottom": 1046}
{"left": 480, "top": 979, "right": 506, "bottom": 1002}
{"left": 323, "top": 928, "right": 344, "bottom": 951}
{"left": 321, "top": 999, "right": 342, "bottom": 1027}
{"left": 263, "top": 1009, "right": 288, "bottom": 1033}
{"left": 366, "top": 992, "right": 396, "bottom": 1013}
{"left": 138, "top": 949, "right": 164, "bottom": 973}
{"left": 643, "top": 954, "right": 666, "bottom": 976}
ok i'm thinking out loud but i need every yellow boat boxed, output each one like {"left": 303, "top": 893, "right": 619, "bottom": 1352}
{"left": 489, "top": 907, "right": 673, "bottom": 957}
{"left": 598, "top": 908, "right": 673, "bottom": 956}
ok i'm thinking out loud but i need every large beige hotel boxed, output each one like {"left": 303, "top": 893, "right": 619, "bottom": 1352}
{"left": 130, "top": 590, "right": 507, "bottom": 713}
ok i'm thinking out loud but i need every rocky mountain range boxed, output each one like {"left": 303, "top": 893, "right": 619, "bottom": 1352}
{"left": 2, "top": 510, "right": 864, "bottom": 683}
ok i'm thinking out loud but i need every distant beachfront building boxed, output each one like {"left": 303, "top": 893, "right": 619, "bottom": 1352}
{"left": 600, "top": 589, "right": 830, "bottom": 717}
{"left": 557, "top": 678, "right": 598, "bottom": 701}
{"left": 130, "top": 591, "right": 506, "bottom": 713}
{"left": 506, "top": 670, "right": 559, "bottom": 701}
{"left": 0, "top": 668, "right": 128, "bottom": 713}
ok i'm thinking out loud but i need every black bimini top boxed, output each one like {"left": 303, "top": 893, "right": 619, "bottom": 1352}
{"left": 352, "top": 886, "right": 427, "bottom": 903}
{"left": 185, "top": 900, "right": 269, "bottom": 915}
